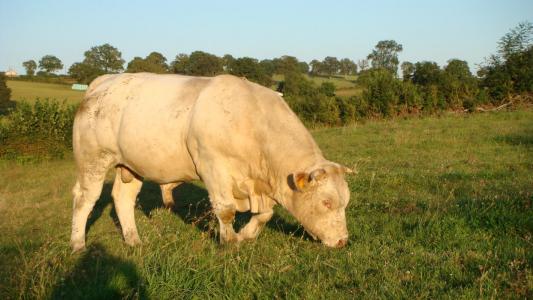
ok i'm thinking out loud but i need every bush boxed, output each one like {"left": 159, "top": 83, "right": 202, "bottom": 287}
{"left": 0, "top": 72, "right": 15, "bottom": 115}
{"left": 359, "top": 69, "right": 402, "bottom": 117}
{"left": 282, "top": 72, "right": 340, "bottom": 126}
{"left": 336, "top": 96, "right": 356, "bottom": 124}
{"left": 0, "top": 99, "right": 76, "bottom": 160}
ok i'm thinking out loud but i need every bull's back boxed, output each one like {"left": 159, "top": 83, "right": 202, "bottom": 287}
{"left": 75, "top": 73, "right": 208, "bottom": 183}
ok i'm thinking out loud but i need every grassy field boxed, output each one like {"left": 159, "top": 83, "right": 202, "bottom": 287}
{"left": 1, "top": 110, "right": 532, "bottom": 298}
{"left": 6, "top": 80, "right": 85, "bottom": 103}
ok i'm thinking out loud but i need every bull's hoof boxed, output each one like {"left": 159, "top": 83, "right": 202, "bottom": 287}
{"left": 219, "top": 233, "right": 242, "bottom": 245}
{"left": 124, "top": 231, "right": 142, "bottom": 246}
{"left": 164, "top": 202, "right": 175, "bottom": 211}
{"left": 70, "top": 240, "right": 86, "bottom": 253}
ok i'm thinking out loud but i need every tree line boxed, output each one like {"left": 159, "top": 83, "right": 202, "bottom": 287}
{"left": 20, "top": 47, "right": 359, "bottom": 85}
{"left": 10, "top": 21, "right": 533, "bottom": 126}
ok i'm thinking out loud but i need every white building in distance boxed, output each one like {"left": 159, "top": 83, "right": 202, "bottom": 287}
{"left": 5, "top": 68, "right": 17, "bottom": 77}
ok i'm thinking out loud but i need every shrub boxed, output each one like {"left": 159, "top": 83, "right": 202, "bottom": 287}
{"left": 282, "top": 72, "right": 340, "bottom": 126}
{"left": 359, "top": 69, "right": 401, "bottom": 117}
{"left": 0, "top": 99, "right": 77, "bottom": 160}
{"left": 0, "top": 72, "right": 15, "bottom": 115}
{"left": 336, "top": 96, "right": 356, "bottom": 124}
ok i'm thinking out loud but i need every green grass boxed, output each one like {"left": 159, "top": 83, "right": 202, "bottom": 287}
{"left": 1, "top": 111, "right": 532, "bottom": 298}
{"left": 7, "top": 80, "right": 85, "bottom": 103}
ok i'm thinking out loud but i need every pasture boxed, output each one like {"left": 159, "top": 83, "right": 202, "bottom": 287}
{"left": 0, "top": 108, "right": 532, "bottom": 298}
{"left": 6, "top": 80, "right": 85, "bottom": 103}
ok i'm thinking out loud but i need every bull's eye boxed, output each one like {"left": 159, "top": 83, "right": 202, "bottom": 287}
{"left": 322, "top": 200, "right": 332, "bottom": 209}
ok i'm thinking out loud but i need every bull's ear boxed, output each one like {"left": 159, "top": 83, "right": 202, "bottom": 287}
{"left": 309, "top": 168, "right": 327, "bottom": 182}
{"left": 289, "top": 169, "right": 327, "bottom": 192}
{"left": 293, "top": 172, "right": 310, "bottom": 192}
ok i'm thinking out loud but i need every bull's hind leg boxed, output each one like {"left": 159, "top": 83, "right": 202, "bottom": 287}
{"left": 70, "top": 155, "right": 115, "bottom": 252}
{"left": 160, "top": 182, "right": 182, "bottom": 209}
{"left": 112, "top": 167, "right": 143, "bottom": 246}
{"left": 238, "top": 209, "right": 274, "bottom": 241}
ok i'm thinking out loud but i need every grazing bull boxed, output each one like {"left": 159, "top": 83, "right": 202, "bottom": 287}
{"left": 71, "top": 73, "right": 352, "bottom": 252}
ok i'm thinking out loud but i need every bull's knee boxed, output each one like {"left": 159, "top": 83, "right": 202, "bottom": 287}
{"left": 238, "top": 210, "right": 273, "bottom": 241}
{"left": 214, "top": 203, "right": 238, "bottom": 244}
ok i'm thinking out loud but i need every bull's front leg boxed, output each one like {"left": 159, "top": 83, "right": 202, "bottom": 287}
{"left": 238, "top": 209, "right": 273, "bottom": 241}
{"left": 213, "top": 201, "right": 240, "bottom": 244}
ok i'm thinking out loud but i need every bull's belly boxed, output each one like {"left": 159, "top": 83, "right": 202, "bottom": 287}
{"left": 114, "top": 102, "right": 199, "bottom": 184}
{"left": 118, "top": 134, "right": 199, "bottom": 184}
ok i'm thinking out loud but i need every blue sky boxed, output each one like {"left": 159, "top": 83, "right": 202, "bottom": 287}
{"left": 1, "top": 0, "right": 532, "bottom": 74}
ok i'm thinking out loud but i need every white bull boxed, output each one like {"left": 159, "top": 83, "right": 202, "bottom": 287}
{"left": 71, "top": 73, "right": 352, "bottom": 252}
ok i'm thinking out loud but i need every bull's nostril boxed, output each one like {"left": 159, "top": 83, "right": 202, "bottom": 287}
{"left": 336, "top": 238, "right": 348, "bottom": 248}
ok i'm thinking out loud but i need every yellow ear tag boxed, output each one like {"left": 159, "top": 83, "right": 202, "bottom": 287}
{"left": 295, "top": 173, "right": 308, "bottom": 190}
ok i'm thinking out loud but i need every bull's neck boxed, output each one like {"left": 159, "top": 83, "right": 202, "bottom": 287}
{"left": 264, "top": 125, "right": 326, "bottom": 209}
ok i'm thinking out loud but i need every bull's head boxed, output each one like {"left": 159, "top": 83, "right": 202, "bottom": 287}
{"left": 287, "top": 162, "right": 353, "bottom": 248}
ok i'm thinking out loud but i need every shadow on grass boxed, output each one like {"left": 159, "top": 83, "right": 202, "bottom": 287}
{"left": 266, "top": 212, "right": 315, "bottom": 242}
{"left": 86, "top": 180, "right": 311, "bottom": 243}
{"left": 51, "top": 243, "right": 147, "bottom": 299}
{"left": 495, "top": 132, "right": 533, "bottom": 147}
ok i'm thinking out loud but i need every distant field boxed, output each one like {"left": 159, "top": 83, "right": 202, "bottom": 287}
{"left": 7, "top": 80, "right": 85, "bottom": 103}
{"left": 1, "top": 110, "right": 532, "bottom": 298}
{"left": 6, "top": 75, "right": 361, "bottom": 104}
{"left": 273, "top": 74, "right": 362, "bottom": 97}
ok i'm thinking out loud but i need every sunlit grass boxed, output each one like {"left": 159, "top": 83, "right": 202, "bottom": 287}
{"left": 0, "top": 110, "right": 532, "bottom": 298}
{"left": 7, "top": 80, "right": 84, "bottom": 103}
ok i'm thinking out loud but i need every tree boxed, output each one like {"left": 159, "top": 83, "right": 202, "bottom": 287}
{"left": 322, "top": 56, "right": 340, "bottom": 75}
{"left": 39, "top": 55, "right": 63, "bottom": 74}
{"left": 0, "top": 72, "right": 13, "bottom": 114}
{"left": 298, "top": 61, "right": 309, "bottom": 74}
{"left": 228, "top": 57, "right": 272, "bottom": 86}
{"left": 222, "top": 54, "right": 235, "bottom": 72}
{"left": 67, "top": 44, "right": 124, "bottom": 84}
{"left": 367, "top": 40, "right": 403, "bottom": 75}
{"left": 172, "top": 53, "right": 190, "bottom": 74}
{"left": 22, "top": 60, "right": 37, "bottom": 76}
{"left": 144, "top": 52, "right": 168, "bottom": 73}
{"left": 0, "top": 72, "right": 11, "bottom": 103}
{"left": 126, "top": 52, "right": 168, "bottom": 73}
{"left": 125, "top": 57, "right": 146, "bottom": 73}
{"left": 441, "top": 59, "right": 478, "bottom": 108}
{"left": 478, "top": 21, "right": 533, "bottom": 102}
{"left": 412, "top": 61, "right": 442, "bottom": 86}
{"left": 339, "top": 58, "right": 357, "bottom": 75}
{"left": 259, "top": 59, "right": 275, "bottom": 77}
{"left": 187, "top": 51, "right": 223, "bottom": 76}
{"left": 282, "top": 72, "right": 339, "bottom": 125}
{"left": 83, "top": 43, "right": 125, "bottom": 73}
{"left": 273, "top": 55, "right": 300, "bottom": 74}
{"left": 358, "top": 68, "right": 402, "bottom": 116}
{"left": 401, "top": 61, "right": 415, "bottom": 81}
{"left": 68, "top": 62, "right": 100, "bottom": 84}
{"left": 171, "top": 51, "right": 222, "bottom": 76}
{"left": 357, "top": 59, "right": 369, "bottom": 71}
{"left": 498, "top": 21, "right": 533, "bottom": 60}
{"left": 309, "top": 59, "right": 323, "bottom": 75}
